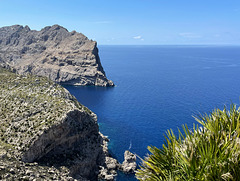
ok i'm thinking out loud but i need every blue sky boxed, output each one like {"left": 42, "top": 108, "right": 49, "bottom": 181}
{"left": 0, "top": 0, "right": 240, "bottom": 45}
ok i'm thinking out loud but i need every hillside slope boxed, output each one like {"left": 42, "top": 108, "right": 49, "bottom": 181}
{"left": 0, "top": 68, "right": 117, "bottom": 180}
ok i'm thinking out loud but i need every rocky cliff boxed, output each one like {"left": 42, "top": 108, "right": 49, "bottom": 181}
{"left": 0, "top": 25, "right": 114, "bottom": 87}
{"left": 0, "top": 67, "right": 117, "bottom": 180}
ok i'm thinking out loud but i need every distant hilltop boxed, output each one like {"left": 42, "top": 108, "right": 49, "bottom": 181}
{"left": 0, "top": 24, "right": 114, "bottom": 87}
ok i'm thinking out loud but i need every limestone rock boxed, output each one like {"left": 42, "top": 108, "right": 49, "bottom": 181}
{"left": 0, "top": 68, "right": 115, "bottom": 180}
{"left": 0, "top": 25, "right": 114, "bottom": 87}
{"left": 97, "top": 133, "right": 120, "bottom": 180}
{"left": 120, "top": 150, "right": 137, "bottom": 173}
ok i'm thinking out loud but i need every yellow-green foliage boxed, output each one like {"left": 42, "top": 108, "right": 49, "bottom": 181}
{"left": 136, "top": 105, "right": 240, "bottom": 181}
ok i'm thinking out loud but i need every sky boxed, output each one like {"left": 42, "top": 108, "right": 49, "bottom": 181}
{"left": 0, "top": 0, "right": 240, "bottom": 45}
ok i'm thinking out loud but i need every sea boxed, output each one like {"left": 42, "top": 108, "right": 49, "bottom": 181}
{"left": 63, "top": 45, "right": 240, "bottom": 180}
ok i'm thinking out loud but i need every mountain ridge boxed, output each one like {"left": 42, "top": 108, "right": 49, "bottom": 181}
{"left": 0, "top": 24, "right": 114, "bottom": 87}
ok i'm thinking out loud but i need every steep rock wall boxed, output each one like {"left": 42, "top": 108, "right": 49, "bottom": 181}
{"left": 0, "top": 68, "right": 116, "bottom": 180}
{"left": 0, "top": 25, "right": 114, "bottom": 87}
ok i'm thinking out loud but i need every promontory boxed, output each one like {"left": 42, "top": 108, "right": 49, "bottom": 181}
{"left": 0, "top": 25, "right": 114, "bottom": 87}
{"left": 0, "top": 67, "right": 118, "bottom": 180}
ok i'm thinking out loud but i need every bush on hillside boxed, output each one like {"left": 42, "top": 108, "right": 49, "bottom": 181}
{"left": 136, "top": 105, "right": 240, "bottom": 181}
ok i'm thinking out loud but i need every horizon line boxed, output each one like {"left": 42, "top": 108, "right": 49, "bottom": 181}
{"left": 98, "top": 44, "right": 240, "bottom": 46}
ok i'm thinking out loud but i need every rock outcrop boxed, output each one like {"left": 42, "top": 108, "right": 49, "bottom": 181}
{"left": 0, "top": 25, "right": 114, "bottom": 86}
{"left": 0, "top": 67, "right": 116, "bottom": 180}
{"left": 120, "top": 150, "right": 137, "bottom": 173}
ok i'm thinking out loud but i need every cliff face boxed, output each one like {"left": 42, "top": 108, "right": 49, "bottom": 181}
{"left": 0, "top": 68, "right": 116, "bottom": 180}
{"left": 0, "top": 25, "right": 114, "bottom": 87}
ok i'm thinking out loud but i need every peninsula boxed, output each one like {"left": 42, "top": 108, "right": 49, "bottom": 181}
{"left": 0, "top": 25, "right": 114, "bottom": 87}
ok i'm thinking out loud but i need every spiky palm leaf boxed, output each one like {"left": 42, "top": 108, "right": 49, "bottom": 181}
{"left": 136, "top": 105, "right": 240, "bottom": 181}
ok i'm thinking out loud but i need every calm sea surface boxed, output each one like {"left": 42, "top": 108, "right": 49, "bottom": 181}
{"left": 63, "top": 45, "right": 240, "bottom": 180}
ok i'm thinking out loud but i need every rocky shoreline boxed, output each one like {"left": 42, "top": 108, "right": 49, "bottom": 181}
{"left": 0, "top": 67, "right": 135, "bottom": 180}
{"left": 0, "top": 25, "right": 114, "bottom": 87}
{"left": 0, "top": 25, "right": 138, "bottom": 180}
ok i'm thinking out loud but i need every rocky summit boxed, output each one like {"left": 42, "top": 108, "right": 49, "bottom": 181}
{"left": 0, "top": 67, "right": 117, "bottom": 180}
{"left": 0, "top": 25, "right": 114, "bottom": 87}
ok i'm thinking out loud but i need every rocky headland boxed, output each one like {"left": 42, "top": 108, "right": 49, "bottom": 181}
{"left": 0, "top": 67, "right": 120, "bottom": 180}
{"left": 0, "top": 25, "right": 114, "bottom": 87}
{"left": 0, "top": 25, "right": 137, "bottom": 180}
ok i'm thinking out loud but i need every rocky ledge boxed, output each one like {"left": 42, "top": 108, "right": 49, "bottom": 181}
{"left": 0, "top": 25, "right": 114, "bottom": 87}
{"left": 120, "top": 150, "right": 137, "bottom": 173}
{"left": 0, "top": 67, "right": 118, "bottom": 180}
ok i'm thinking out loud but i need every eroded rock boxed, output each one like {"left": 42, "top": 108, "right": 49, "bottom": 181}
{"left": 97, "top": 133, "right": 120, "bottom": 180}
{"left": 0, "top": 68, "right": 115, "bottom": 180}
{"left": 120, "top": 150, "right": 137, "bottom": 173}
{"left": 0, "top": 25, "right": 114, "bottom": 87}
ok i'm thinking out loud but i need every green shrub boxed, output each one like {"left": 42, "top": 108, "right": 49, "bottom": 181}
{"left": 136, "top": 105, "right": 240, "bottom": 181}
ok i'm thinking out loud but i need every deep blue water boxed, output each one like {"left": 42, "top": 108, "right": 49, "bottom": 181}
{"left": 63, "top": 45, "right": 240, "bottom": 180}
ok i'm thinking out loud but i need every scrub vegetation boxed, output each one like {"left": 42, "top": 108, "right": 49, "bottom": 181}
{"left": 0, "top": 67, "right": 96, "bottom": 180}
{"left": 0, "top": 67, "right": 86, "bottom": 156}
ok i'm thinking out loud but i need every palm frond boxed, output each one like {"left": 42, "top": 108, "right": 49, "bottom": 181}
{"left": 136, "top": 104, "right": 240, "bottom": 181}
